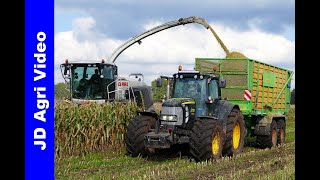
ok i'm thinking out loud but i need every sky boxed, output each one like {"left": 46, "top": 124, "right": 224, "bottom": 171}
{"left": 54, "top": 0, "right": 295, "bottom": 90}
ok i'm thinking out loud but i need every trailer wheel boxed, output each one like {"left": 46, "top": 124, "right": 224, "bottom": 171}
{"left": 256, "top": 119, "right": 278, "bottom": 148}
{"left": 189, "top": 119, "right": 224, "bottom": 162}
{"left": 277, "top": 119, "right": 286, "bottom": 145}
{"left": 124, "top": 115, "right": 156, "bottom": 157}
{"left": 223, "top": 108, "right": 246, "bottom": 157}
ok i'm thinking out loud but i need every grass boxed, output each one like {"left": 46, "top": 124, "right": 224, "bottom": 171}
{"left": 55, "top": 106, "right": 295, "bottom": 179}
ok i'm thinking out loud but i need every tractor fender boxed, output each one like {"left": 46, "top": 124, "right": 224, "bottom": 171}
{"left": 212, "top": 100, "right": 240, "bottom": 134}
{"left": 138, "top": 111, "right": 159, "bottom": 119}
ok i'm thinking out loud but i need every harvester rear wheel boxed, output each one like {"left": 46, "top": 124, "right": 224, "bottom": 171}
{"left": 277, "top": 119, "right": 286, "bottom": 145}
{"left": 223, "top": 108, "right": 246, "bottom": 157}
{"left": 256, "top": 119, "right": 278, "bottom": 148}
{"left": 189, "top": 119, "right": 224, "bottom": 162}
{"left": 124, "top": 115, "right": 156, "bottom": 157}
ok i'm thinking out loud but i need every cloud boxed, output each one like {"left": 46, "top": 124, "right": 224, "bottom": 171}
{"left": 55, "top": 0, "right": 295, "bottom": 39}
{"left": 55, "top": 17, "right": 295, "bottom": 90}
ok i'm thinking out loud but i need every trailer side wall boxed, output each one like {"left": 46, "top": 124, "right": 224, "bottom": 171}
{"left": 195, "top": 58, "right": 293, "bottom": 116}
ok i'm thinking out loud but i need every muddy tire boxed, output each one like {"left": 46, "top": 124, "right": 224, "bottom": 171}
{"left": 189, "top": 119, "right": 224, "bottom": 162}
{"left": 124, "top": 115, "right": 156, "bottom": 157}
{"left": 223, "top": 108, "right": 246, "bottom": 157}
{"left": 256, "top": 119, "right": 278, "bottom": 148}
{"left": 277, "top": 119, "right": 286, "bottom": 145}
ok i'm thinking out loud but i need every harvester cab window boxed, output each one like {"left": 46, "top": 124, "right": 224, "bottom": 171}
{"left": 86, "top": 67, "right": 98, "bottom": 81}
{"left": 89, "top": 69, "right": 100, "bottom": 83}
{"left": 101, "top": 66, "right": 113, "bottom": 79}
{"left": 70, "top": 66, "right": 90, "bottom": 98}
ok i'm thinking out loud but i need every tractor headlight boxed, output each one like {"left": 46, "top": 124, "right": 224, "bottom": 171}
{"left": 160, "top": 115, "right": 178, "bottom": 122}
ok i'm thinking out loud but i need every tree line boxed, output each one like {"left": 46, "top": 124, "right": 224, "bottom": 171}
{"left": 54, "top": 81, "right": 295, "bottom": 105}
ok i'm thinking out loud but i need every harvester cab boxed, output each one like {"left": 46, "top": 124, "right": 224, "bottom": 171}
{"left": 60, "top": 59, "right": 135, "bottom": 104}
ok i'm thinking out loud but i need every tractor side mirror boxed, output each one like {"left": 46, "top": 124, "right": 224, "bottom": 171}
{"left": 156, "top": 78, "right": 162, "bottom": 87}
{"left": 219, "top": 78, "right": 226, "bottom": 88}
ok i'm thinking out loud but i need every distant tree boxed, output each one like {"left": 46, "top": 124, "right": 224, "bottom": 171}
{"left": 290, "top": 88, "right": 295, "bottom": 104}
{"left": 151, "top": 79, "right": 167, "bottom": 102}
{"left": 55, "top": 82, "right": 69, "bottom": 99}
{"left": 151, "top": 79, "right": 171, "bottom": 102}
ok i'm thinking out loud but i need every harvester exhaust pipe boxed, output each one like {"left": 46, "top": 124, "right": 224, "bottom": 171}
{"left": 166, "top": 79, "right": 170, "bottom": 100}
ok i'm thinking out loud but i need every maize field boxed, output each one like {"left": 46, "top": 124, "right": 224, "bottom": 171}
{"left": 55, "top": 105, "right": 295, "bottom": 179}
{"left": 54, "top": 100, "right": 140, "bottom": 159}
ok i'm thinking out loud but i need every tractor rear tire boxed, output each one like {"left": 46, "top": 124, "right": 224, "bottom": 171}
{"left": 223, "top": 108, "right": 246, "bottom": 157}
{"left": 277, "top": 119, "right": 286, "bottom": 145}
{"left": 256, "top": 119, "right": 278, "bottom": 148}
{"left": 189, "top": 119, "right": 224, "bottom": 162}
{"left": 124, "top": 115, "right": 156, "bottom": 157}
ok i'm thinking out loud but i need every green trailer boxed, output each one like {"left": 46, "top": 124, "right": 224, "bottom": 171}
{"left": 195, "top": 57, "right": 294, "bottom": 140}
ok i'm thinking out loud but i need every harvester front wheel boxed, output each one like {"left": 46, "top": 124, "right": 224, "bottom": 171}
{"left": 124, "top": 115, "right": 156, "bottom": 157}
{"left": 256, "top": 119, "right": 278, "bottom": 148}
{"left": 223, "top": 108, "right": 246, "bottom": 157}
{"left": 189, "top": 119, "right": 224, "bottom": 162}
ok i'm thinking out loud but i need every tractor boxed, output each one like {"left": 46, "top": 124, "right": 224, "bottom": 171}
{"left": 125, "top": 65, "right": 246, "bottom": 161}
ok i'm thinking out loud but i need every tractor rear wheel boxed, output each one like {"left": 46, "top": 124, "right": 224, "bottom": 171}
{"left": 223, "top": 108, "right": 246, "bottom": 157}
{"left": 277, "top": 119, "right": 286, "bottom": 145}
{"left": 256, "top": 119, "right": 278, "bottom": 148}
{"left": 124, "top": 115, "right": 156, "bottom": 157}
{"left": 189, "top": 119, "right": 224, "bottom": 162}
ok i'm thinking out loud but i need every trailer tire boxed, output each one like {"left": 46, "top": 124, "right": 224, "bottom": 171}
{"left": 277, "top": 119, "right": 286, "bottom": 145}
{"left": 189, "top": 119, "right": 224, "bottom": 162}
{"left": 124, "top": 115, "right": 156, "bottom": 157}
{"left": 223, "top": 108, "right": 246, "bottom": 157}
{"left": 256, "top": 119, "right": 278, "bottom": 148}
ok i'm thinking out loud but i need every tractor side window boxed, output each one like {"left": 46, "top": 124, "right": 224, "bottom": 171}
{"left": 209, "top": 80, "right": 219, "bottom": 100}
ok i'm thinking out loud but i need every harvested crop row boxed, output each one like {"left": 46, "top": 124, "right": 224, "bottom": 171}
{"left": 54, "top": 101, "right": 139, "bottom": 158}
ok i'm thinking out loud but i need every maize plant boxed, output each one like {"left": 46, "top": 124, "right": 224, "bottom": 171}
{"left": 54, "top": 100, "right": 139, "bottom": 158}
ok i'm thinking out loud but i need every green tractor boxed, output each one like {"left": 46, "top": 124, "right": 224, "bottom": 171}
{"left": 124, "top": 65, "right": 246, "bottom": 161}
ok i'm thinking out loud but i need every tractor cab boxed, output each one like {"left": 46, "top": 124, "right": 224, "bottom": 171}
{"left": 143, "top": 65, "right": 226, "bottom": 149}
{"left": 156, "top": 65, "right": 226, "bottom": 124}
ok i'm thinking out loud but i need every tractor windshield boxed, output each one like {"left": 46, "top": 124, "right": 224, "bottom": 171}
{"left": 173, "top": 77, "right": 207, "bottom": 104}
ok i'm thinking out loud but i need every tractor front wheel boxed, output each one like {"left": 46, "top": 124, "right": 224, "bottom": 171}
{"left": 189, "top": 119, "right": 224, "bottom": 162}
{"left": 124, "top": 115, "right": 156, "bottom": 157}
